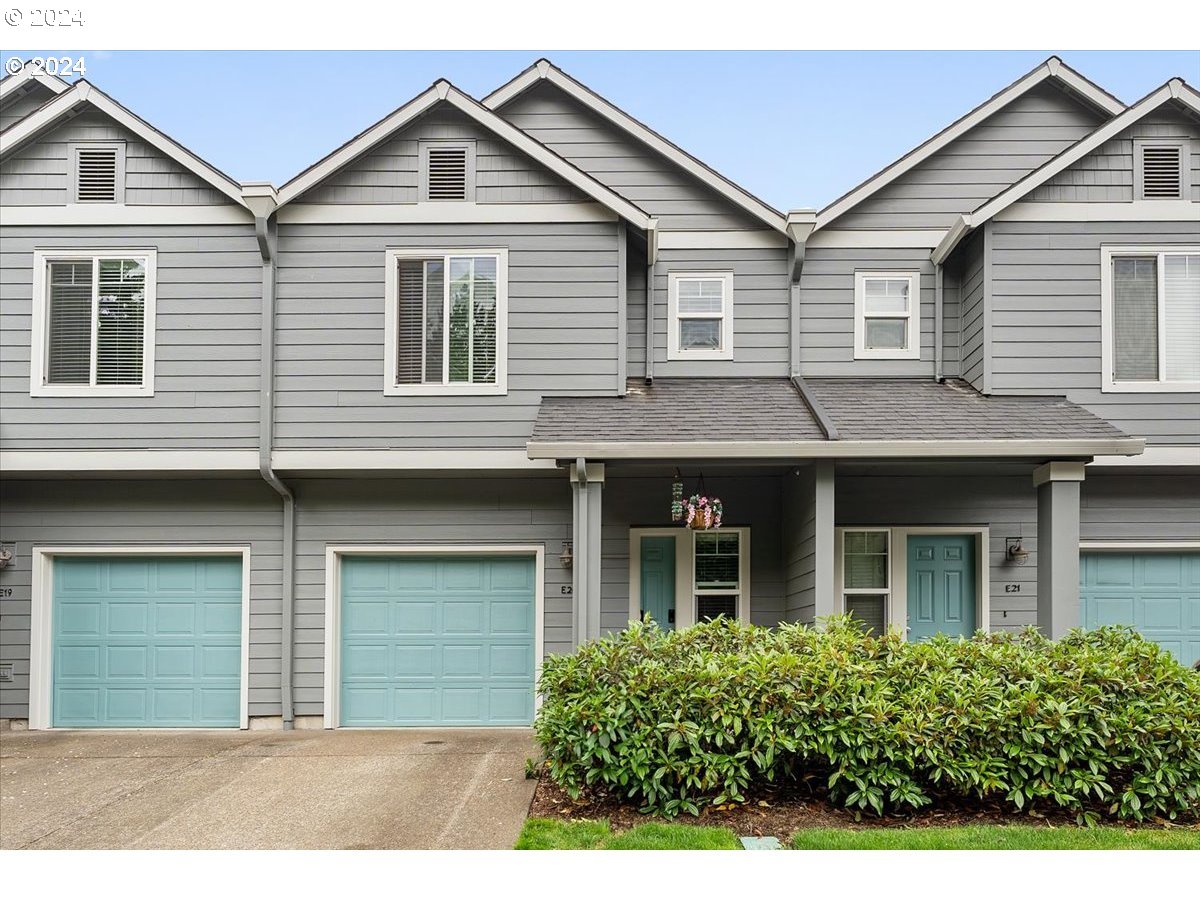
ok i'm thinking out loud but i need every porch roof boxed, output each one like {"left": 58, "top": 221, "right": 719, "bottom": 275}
{"left": 527, "top": 377, "right": 1144, "bottom": 460}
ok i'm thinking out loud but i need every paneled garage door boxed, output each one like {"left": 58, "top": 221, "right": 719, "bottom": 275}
{"left": 52, "top": 556, "right": 243, "bottom": 727}
{"left": 1081, "top": 551, "right": 1200, "bottom": 667}
{"left": 340, "top": 555, "right": 536, "bottom": 726}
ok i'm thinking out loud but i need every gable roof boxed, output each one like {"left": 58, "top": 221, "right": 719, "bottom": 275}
{"left": 816, "top": 56, "right": 1127, "bottom": 231}
{"left": 276, "top": 78, "right": 653, "bottom": 229}
{"left": 0, "top": 61, "right": 70, "bottom": 105}
{"left": 933, "top": 78, "right": 1200, "bottom": 264}
{"left": 483, "top": 59, "right": 787, "bottom": 234}
{"left": 0, "top": 80, "right": 248, "bottom": 206}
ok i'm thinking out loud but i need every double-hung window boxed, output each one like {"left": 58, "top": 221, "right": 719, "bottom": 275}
{"left": 30, "top": 249, "right": 156, "bottom": 396}
{"left": 384, "top": 248, "right": 508, "bottom": 395}
{"left": 839, "top": 529, "right": 890, "bottom": 635}
{"left": 1102, "top": 247, "right": 1200, "bottom": 392}
{"left": 692, "top": 529, "right": 749, "bottom": 623}
{"left": 854, "top": 271, "right": 921, "bottom": 359}
{"left": 668, "top": 272, "right": 733, "bottom": 360}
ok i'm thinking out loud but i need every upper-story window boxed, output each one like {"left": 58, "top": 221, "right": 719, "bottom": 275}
{"left": 384, "top": 248, "right": 507, "bottom": 396}
{"left": 854, "top": 271, "right": 920, "bottom": 360}
{"left": 1134, "top": 140, "right": 1188, "bottom": 200}
{"left": 667, "top": 272, "right": 734, "bottom": 361}
{"left": 419, "top": 141, "right": 475, "bottom": 202}
{"left": 1102, "top": 246, "right": 1200, "bottom": 393}
{"left": 69, "top": 142, "right": 125, "bottom": 204}
{"left": 30, "top": 249, "right": 156, "bottom": 397}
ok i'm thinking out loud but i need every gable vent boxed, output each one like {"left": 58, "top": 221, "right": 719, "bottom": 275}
{"left": 1141, "top": 145, "right": 1183, "bottom": 199}
{"left": 424, "top": 146, "right": 469, "bottom": 201}
{"left": 75, "top": 147, "right": 119, "bottom": 203}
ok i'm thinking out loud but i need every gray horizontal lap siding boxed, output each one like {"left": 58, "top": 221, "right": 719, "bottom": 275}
{"left": 958, "top": 231, "right": 987, "bottom": 390}
{"left": 1081, "top": 473, "right": 1200, "bottom": 543}
{"left": 797, "top": 247, "right": 936, "bottom": 377}
{"left": 0, "top": 109, "right": 233, "bottom": 206}
{"left": 988, "top": 219, "right": 1200, "bottom": 444}
{"left": 832, "top": 84, "right": 1105, "bottom": 230}
{"left": 497, "top": 81, "right": 767, "bottom": 231}
{"left": 0, "top": 479, "right": 284, "bottom": 721}
{"left": 782, "top": 468, "right": 817, "bottom": 624}
{"left": 0, "top": 225, "right": 262, "bottom": 449}
{"left": 289, "top": 476, "right": 572, "bottom": 718}
{"left": 274, "top": 222, "right": 619, "bottom": 449}
{"left": 297, "top": 106, "right": 587, "bottom": 205}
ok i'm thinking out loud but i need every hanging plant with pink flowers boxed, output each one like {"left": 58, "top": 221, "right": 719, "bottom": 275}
{"left": 680, "top": 493, "right": 723, "bottom": 530}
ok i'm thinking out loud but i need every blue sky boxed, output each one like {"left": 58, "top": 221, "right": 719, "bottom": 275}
{"left": 16, "top": 50, "right": 1200, "bottom": 209}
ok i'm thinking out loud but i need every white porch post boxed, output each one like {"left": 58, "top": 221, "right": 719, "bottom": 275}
{"left": 570, "top": 459, "right": 604, "bottom": 644}
{"left": 1033, "top": 461, "right": 1085, "bottom": 639}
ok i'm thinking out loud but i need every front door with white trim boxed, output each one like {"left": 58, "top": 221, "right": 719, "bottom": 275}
{"left": 629, "top": 528, "right": 751, "bottom": 630}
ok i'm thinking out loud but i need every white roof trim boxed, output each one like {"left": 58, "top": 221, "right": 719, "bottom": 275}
{"left": 0, "top": 61, "right": 70, "bottom": 102}
{"left": 933, "top": 79, "right": 1200, "bottom": 264}
{"left": 816, "top": 57, "right": 1126, "bottom": 231}
{"left": 0, "top": 81, "right": 247, "bottom": 206}
{"left": 276, "top": 78, "right": 652, "bottom": 229}
{"left": 483, "top": 60, "right": 787, "bottom": 234}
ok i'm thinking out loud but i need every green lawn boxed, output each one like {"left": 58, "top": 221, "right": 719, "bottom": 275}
{"left": 791, "top": 825, "right": 1200, "bottom": 850}
{"left": 515, "top": 819, "right": 741, "bottom": 850}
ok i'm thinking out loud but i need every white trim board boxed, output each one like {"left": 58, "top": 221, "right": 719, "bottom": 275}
{"left": 808, "top": 230, "right": 948, "bottom": 250}
{"left": 994, "top": 201, "right": 1199, "bottom": 223}
{"left": 657, "top": 230, "right": 787, "bottom": 250}
{"left": 627, "top": 527, "right": 752, "bottom": 631}
{"left": 322, "top": 543, "right": 546, "bottom": 729}
{"left": 1080, "top": 541, "right": 1200, "bottom": 551}
{"left": 272, "top": 449, "right": 556, "bottom": 472}
{"left": 276, "top": 79, "right": 651, "bottom": 230}
{"left": 816, "top": 56, "right": 1126, "bottom": 230}
{"left": 483, "top": 59, "right": 787, "bottom": 234}
{"left": 275, "top": 202, "right": 617, "bottom": 225}
{"left": 28, "top": 545, "right": 253, "bottom": 731}
{"left": 1089, "top": 446, "right": 1200, "bottom": 468}
{"left": 1, "top": 206, "right": 252, "bottom": 226}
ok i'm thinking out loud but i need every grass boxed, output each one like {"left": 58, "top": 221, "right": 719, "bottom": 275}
{"left": 790, "top": 825, "right": 1200, "bottom": 850}
{"left": 515, "top": 818, "right": 741, "bottom": 850}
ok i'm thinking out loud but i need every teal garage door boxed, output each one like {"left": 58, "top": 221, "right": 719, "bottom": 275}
{"left": 53, "top": 556, "right": 243, "bottom": 727}
{"left": 340, "top": 555, "right": 536, "bottom": 726}
{"left": 1081, "top": 551, "right": 1200, "bottom": 667}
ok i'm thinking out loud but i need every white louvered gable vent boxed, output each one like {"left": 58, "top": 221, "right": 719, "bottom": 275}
{"left": 421, "top": 142, "right": 474, "bottom": 202}
{"left": 1139, "top": 144, "right": 1183, "bottom": 199}
{"left": 71, "top": 143, "right": 124, "bottom": 204}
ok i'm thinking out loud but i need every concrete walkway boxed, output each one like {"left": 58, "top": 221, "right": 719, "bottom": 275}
{"left": 0, "top": 727, "right": 538, "bottom": 849}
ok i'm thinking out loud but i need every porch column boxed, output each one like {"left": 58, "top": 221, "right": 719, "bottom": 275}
{"left": 813, "top": 460, "right": 837, "bottom": 623}
{"left": 570, "top": 460, "right": 604, "bottom": 645}
{"left": 1034, "top": 461, "right": 1085, "bottom": 639}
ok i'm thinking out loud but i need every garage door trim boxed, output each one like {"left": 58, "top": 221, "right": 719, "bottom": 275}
{"left": 29, "top": 545, "right": 252, "bottom": 731}
{"left": 323, "top": 544, "right": 546, "bottom": 729}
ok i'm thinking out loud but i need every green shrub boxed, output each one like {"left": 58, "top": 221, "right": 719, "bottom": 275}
{"left": 534, "top": 617, "right": 1200, "bottom": 823}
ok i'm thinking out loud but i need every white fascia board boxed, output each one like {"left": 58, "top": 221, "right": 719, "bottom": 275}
{"left": 931, "top": 215, "right": 973, "bottom": 265}
{"left": 968, "top": 82, "right": 1196, "bottom": 228}
{"left": 526, "top": 438, "right": 1146, "bottom": 460}
{"left": 0, "top": 82, "right": 247, "bottom": 207}
{"left": 272, "top": 449, "right": 558, "bottom": 471}
{"left": 1, "top": 449, "right": 260, "bottom": 473}
{"left": 483, "top": 62, "right": 787, "bottom": 234}
{"left": 276, "top": 202, "right": 616, "bottom": 225}
{"left": 808, "top": 229, "right": 949, "bottom": 250}
{"left": 1, "top": 205, "right": 253, "bottom": 225}
{"left": 1089, "top": 446, "right": 1200, "bottom": 468}
{"left": 814, "top": 58, "right": 1126, "bottom": 232}
{"left": 657, "top": 230, "right": 787, "bottom": 250}
{"left": 994, "top": 200, "right": 1200, "bottom": 223}
{"left": 0, "top": 63, "right": 70, "bottom": 101}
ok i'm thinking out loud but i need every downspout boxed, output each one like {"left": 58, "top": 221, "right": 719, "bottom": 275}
{"left": 934, "top": 263, "right": 944, "bottom": 382}
{"left": 244, "top": 182, "right": 295, "bottom": 730}
{"left": 644, "top": 219, "right": 658, "bottom": 384}
{"left": 785, "top": 210, "right": 816, "bottom": 377}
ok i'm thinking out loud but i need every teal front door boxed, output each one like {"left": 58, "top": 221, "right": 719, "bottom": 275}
{"left": 52, "top": 556, "right": 243, "bottom": 727}
{"left": 639, "top": 537, "right": 676, "bottom": 630}
{"left": 907, "top": 535, "right": 977, "bottom": 641}
{"left": 340, "top": 555, "right": 536, "bottom": 726}
{"left": 1081, "top": 552, "right": 1200, "bottom": 667}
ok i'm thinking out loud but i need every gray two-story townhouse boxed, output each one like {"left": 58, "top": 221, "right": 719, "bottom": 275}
{"left": 0, "top": 56, "right": 1195, "bottom": 735}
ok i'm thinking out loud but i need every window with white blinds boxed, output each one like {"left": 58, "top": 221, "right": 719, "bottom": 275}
{"left": 668, "top": 272, "right": 734, "bottom": 360}
{"left": 841, "top": 530, "right": 890, "bottom": 636}
{"left": 854, "top": 271, "right": 920, "bottom": 359}
{"left": 70, "top": 143, "right": 124, "bottom": 204}
{"left": 1105, "top": 248, "right": 1200, "bottom": 391}
{"left": 1136, "top": 142, "right": 1186, "bottom": 200}
{"left": 693, "top": 529, "right": 747, "bottom": 623}
{"left": 32, "top": 250, "right": 156, "bottom": 396}
{"left": 385, "top": 249, "right": 507, "bottom": 395}
{"left": 420, "top": 142, "right": 475, "bottom": 202}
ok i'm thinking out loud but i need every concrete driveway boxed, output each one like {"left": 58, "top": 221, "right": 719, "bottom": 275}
{"left": 0, "top": 727, "right": 538, "bottom": 849}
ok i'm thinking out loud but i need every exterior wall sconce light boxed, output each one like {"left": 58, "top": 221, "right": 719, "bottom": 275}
{"left": 1006, "top": 537, "right": 1029, "bottom": 564}
{"left": 559, "top": 541, "right": 573, "bottom": 569}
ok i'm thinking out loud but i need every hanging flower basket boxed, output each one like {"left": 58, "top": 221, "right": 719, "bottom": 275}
{"left": 680, "top": 494, "right": 723, "bottom": 530}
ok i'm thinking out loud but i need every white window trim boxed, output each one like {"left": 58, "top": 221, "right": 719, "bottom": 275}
{"left": 853, "top": 271, "right": 921, "bottom": 360}
{"left": 382, "top": 247, "right": 508, "bottom": 396}
{"left": 68, "top": 141, "right": 126, "bottom": 205}
{"left": 321, "top": 544, "right": 545, "bottom": 729}
{"left": 667, "top": 271, "right": 734, "bottom": 361}
{"left": 27, "top": 545, "right": 252, "bottom": 731}
{"left": 418, "top": 140, "right": 476, "bottom": 203}
{"left": 29, "top": 248, "right": 157, "bottom": 398}
{"left": 1133, "top": 138, "right": 1190, "bottom": 201}
{"left": 627, "top": 526, "right": 751, "bottom": 629}
{"left": 835, "top": 526, "right": 990, "bottom": 639}
{"left": 1100, "top": 245, "right": 1200, "bottom": 394}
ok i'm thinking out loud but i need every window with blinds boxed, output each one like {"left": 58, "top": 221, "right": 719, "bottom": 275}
{"left": 854, "top": 271, "right": 920, "bottom": 359}
{"left": 842, "top": 530, "right": 890, "bottom": 635}
{"left": 392, "top": 252, "right": 502, "bottom": 391}
{"left": 36, "top": 252, "right": 153, "bottom": 395}
{"left": 70, "top": 143, "right": 124, "bottom": 204}
{"left": 668, "top": 272, "right": 733, "bottom": 360}
{"left": 420, "top": 142, "right": 475, "bottom": 202}
{"left": 694, "top": 530, "right": 743, "bottom": 623}
{"left": 1111, "top": 250, "right": 1200, "bottom": 386}
{"left": 1137, "top": 143, "right": 1184, "bottom": 200}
